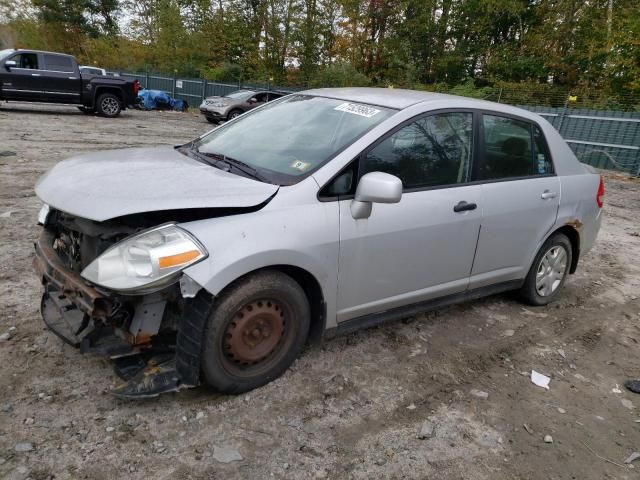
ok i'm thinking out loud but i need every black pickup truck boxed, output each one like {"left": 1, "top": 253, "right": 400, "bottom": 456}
{"left": 0, "top": 49, "right": 139, "bottom": 117}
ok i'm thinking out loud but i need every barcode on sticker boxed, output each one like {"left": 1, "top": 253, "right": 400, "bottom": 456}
{"left": 334, "top": 103, "right": 381, "bottom": 118}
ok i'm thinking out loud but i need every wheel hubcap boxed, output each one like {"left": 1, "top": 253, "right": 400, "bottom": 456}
{"left": 535, "top": 245, "right": 568, "bottom": 297}
{"left": 101, "top": 97, "right": 119, "bottom": 115}
{"left": 224, "top": 300, "right": 285, "bottom": 365}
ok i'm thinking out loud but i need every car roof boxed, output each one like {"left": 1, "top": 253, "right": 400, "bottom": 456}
{"left": 9, "top": 49, "right": 75, "bottom": 58}
{"left": 299, "top": 87, "right": 455, "bottom": 109}
{"left": 301, "top": 87, "right": 516, "bottom": 111}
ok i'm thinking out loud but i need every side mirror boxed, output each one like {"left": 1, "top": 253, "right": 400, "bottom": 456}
{"left": 4, "top": 60, "right": 16, "bottom": 70}
{"left": 351, "top": 172, "right": 402, "bottom": 219}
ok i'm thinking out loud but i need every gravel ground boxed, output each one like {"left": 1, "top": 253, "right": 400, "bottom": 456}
{"left": 1, "top": 102, "right": 640, "bottom": 480}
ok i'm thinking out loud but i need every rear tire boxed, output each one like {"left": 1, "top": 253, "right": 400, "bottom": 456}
{"left": 518, "top": 233, "right": 572, "bottom": 306}
{"left": 96, "top": 93, "right": 122, "bottom": 117}
{"left": 201, "top": 271, "right": 310, "bottom": 394}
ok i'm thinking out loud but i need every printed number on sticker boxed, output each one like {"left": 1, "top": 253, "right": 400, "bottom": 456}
{"left": 334, "top": 103, "right": 381, "bottom": 118}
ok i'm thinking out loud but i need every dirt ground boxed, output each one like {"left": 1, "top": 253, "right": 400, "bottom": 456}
{"left": 1, "top": 102, "right": 640, "bottom": 480}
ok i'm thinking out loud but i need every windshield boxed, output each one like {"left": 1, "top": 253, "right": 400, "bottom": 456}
{"left": 193, "top": 95, "right": 395, "bottom": 184}
{"left": 0, "top": 49, "right": 14, "bottom": 61}
{"left": 224, "top": 90, "right": 255, "bottom": 100}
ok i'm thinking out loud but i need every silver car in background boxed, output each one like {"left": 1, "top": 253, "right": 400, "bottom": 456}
{"left": 34, "top": 88, "right": 603, "bottom": 398}
{"left": 199, "top": 89, "right": 286, "bottom": 123}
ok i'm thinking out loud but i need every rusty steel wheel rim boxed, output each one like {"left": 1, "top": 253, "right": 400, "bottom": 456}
{"left": 223, "top": 299, "right": 286, "bottom": 366}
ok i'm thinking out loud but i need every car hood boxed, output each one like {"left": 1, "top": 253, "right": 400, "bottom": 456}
{"left": 35, "top": 147, "right": 279, "bottom": 222}
{"left": 203, "top": 96, "right": 230, "bottom": 103}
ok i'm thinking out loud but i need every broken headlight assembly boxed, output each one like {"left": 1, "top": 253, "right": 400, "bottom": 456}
{"left": 81, "top": 223, "right": 207, "bottom": 294}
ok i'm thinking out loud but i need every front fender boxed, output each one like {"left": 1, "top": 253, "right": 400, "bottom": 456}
{"left": 179, "top": 197, "right": 340, "bottom": 329}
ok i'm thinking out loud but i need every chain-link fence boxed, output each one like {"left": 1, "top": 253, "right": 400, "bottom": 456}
{"left": 521, "top": 106, "right": 640, "bottom": 176}
{"left": 111, "top": 70, "right": 640, "bottom": 177}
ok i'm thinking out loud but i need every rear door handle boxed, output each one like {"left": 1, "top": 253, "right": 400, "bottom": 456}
{"left": 541, "top": 190, "right": 557, "bottom": 200}
{"left": 31, "top": 73, "right": 41, "bottom": 77}
{"left": 453, "top": 201, "right": 477, "bottom": 213}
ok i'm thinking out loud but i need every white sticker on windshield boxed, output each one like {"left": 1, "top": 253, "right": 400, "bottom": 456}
{"left": 334, "top": 103, "right": 381, "bottom": 118}
{"left": 290, "top": 160, "right": 310, "bottom": 172}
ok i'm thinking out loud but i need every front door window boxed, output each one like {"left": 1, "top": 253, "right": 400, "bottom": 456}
{"left": 362, "top": 112, "right": 473, "bottom": 189}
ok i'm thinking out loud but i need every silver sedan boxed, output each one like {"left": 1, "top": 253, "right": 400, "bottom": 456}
{"left": 34, "top": 88, "right": 603, "bottom": 398}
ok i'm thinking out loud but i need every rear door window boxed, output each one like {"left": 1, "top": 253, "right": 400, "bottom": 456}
{"left": 362, "top": 112, "right": 473, "bottom": 190}
{"left": 43, "top": 55, "right": 74, "bottom": 72}
{"left": 479, "top": 114, "right": 535, "bottom": 180}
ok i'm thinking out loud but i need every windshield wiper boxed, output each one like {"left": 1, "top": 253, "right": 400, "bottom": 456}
{"left": 196, "top": 149, "right": 268, "bottom": 182}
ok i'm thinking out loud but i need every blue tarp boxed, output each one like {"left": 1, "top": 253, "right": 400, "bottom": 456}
{"left": 137, "top": 90, "right": 188, "bottom": 111}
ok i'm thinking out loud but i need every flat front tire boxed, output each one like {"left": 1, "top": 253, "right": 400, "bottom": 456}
{"left": 518, "top": 233, "right": 572, "bottom": 306}
{"left": 96, "top": 93, "right": 122, "bottom": 117}
{"left": 201, "top": 271, "right": 310, "bottom": 394}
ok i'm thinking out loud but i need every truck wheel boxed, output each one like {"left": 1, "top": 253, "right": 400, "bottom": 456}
{"left": 96, "top": 93, "right": 122, "bottom": 117}
{"left": 227, "top": 109, "right": 243, "bottom": 120}
{"left": 518, "top": 233, "right": 572, "bottom": 306}
{"left": 201, "top": 270, "right": 310, "bottom": 394}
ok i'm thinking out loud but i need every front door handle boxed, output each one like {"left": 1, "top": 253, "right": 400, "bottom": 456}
{"left": 31, "top": 73, "right": 41, "bottom": 76}
{"left": 453, "top": 201, "right": 477, "bottom": 213}
{"left": 541, "top": 190, "right": 557, "bottom": 200}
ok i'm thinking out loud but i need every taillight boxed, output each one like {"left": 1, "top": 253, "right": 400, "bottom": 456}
{"left": 133, "top": 80, "right": 140, "bottom": 95}
{"left": 596, "top": 176, "right": 604, "bottom": 208}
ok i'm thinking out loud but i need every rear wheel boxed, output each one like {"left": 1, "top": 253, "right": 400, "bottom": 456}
{"left": 96, "top": 93, "right": 122, "bottom": 117}
{"left": 201, "top": 271, "right": 310, "bottom": 393}
{"left": 227, "top": 109, "right": 242, "bottom": 120}
{"left": 518, "top": 233, "right": 572, "bottom": 306}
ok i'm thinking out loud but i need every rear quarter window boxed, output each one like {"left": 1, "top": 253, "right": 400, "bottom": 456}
{"left": 533, "top": 125, "right": 554, "bottom": 175}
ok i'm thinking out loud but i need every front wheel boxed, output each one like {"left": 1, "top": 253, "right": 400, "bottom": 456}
{"left": 201, "top": 271, "right": 310, "bottom": 394}
{"left": 96, "top": 93, "right": 122, "bottom": 117}
{"left": 518, "top": 233, "right": 572, "bottom": 306}
{"left": 227, "top": 109, "right": 242, "bottom": 120}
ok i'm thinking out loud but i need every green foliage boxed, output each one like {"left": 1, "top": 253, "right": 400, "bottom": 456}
{"left": 0, "top": 0, "right": 638, "bottom": 107}
{"left": 448, "top": 80, "right": 494, "bottom": 99}
{"left": 308, "top": 63, "right": 371, "bottom": 87}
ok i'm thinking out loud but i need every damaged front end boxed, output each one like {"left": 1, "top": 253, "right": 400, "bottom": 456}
{"left": 33, "top": 208, "right": 211, "bottom": 399}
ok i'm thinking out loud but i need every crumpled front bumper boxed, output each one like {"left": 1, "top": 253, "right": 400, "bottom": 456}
{"left": 33, "top": 229, "right": 112, "bottom": 321}
{"left": 32, "top": 229, "right": 208, "bottom": 399}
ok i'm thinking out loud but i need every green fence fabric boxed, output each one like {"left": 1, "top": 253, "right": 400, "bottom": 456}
{"left": 523, "top": 106, "right": 640, "bottom": 176}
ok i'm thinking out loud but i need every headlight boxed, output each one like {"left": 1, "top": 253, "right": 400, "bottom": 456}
{"left": 81, "top": 224, "right": 207, "bottom": 294}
